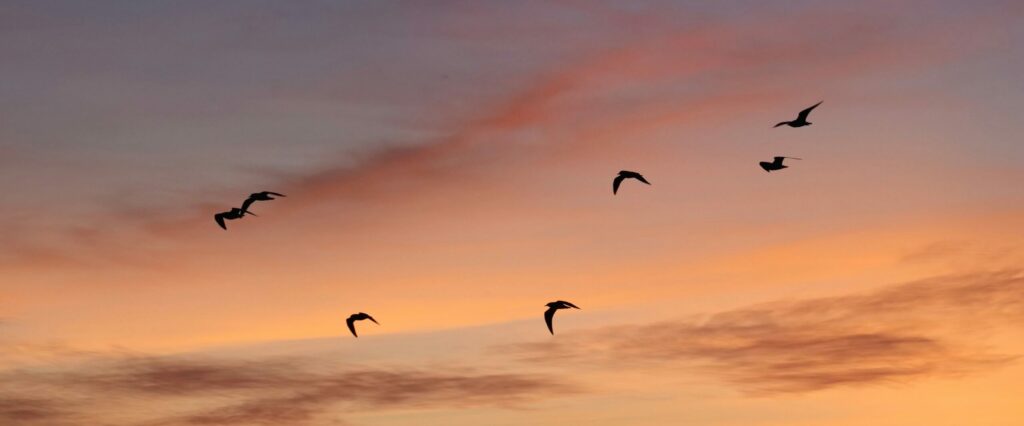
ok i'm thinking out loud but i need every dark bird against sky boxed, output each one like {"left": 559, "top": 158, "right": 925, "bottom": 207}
{"left": 544, "top": 300, "right": 580, "bottom": 334}
{"left": 613, "top": 170, "right": 651, "bottom": 195}
{"left": 774, "top": 101, "right": 822, "bottom": 128}
{"left": 346, "top": 312, "right": 379, "bottom": 338}
{"left": 240, "top": 191, "right": 286, "bottom": 215}
{"left": 213, "top": 207, "right": 254, "bottom": 230}
{"left": 759, "top": 156, "right": 802, "bottom": 172}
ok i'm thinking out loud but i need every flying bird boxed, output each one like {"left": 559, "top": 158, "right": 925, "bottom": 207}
{"left": 213, "top": 207, "right": 255, "bottom": 230}
{"left": 346, "top": 312, "right": 379, "bottom": 338}
{"left": 759, "top": 156, "right": 801, "bottom": 172}
{"left": 544, "top": 300, "right": 580, "bottom": 334}
{"left": 240, "top": 191, "right": 286, "bottom": 215}
{"left": 774, "top": 101, "right": 822, "bottom": 128}
{"left": 613, "top": 170, "right": 651, "bottom": 195}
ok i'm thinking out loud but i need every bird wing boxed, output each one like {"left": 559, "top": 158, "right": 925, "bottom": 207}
{"left": 796, "top": 101, "right": 822, "bottom": 121}
{"left": 265, "top": 191, "right": 286, "bottom": 197}
{"left": 544, "top": 307, "right": 556, "bottom": 334}
{"left": 346, "top": 317, "right": 358, "bottom": 337}
{"left": 240, "top": 197, "right": 256, "bottom": 214}
{"left": 214, "top": 213, "right": 227, "bottom": 230}
{"left": 774, "top": 156, "right": 787, "bottom": 163}
{"left": 759, "top": 162, "right": 773, "bottom": 172}
{"left": 613, "top": 175, "right": 625, "bottom": 194}
{"left": 773, "top": 121, "right": 790, "bottom": 128}
{"left": 366, "top": 314, "right": 379, "bottom": 325}
{"left": 562, "top": 301, "right": 580, "bottom": 309}
{"left": 634, "top": 175, "right": 651, "bottom": 185}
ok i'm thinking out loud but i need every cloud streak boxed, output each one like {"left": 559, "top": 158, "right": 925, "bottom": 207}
{"left": 0, "top": 397, "right": 73, "bottom": 424}
{"left": 1, "top": 355, "right": 574, "bottom": 426}
{"left": 174, "top": 369, "right": 567, "bottom": 426}
{"left": 506, "top": 271, "right": 1023, "bottom": 394}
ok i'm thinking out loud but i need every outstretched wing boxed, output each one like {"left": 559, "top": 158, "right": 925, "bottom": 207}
{"left": 214, "top": 213, "right": 227, "bottom": 230}
{"left": 773, "top": 121, "right": 790, "bottom": 128}
{"left": 774, "top": 156, "right": 788, "bottom": 163}
{"left": 346, "top": 317, "right": 358, "bottom": 337}
{"left": 240, "top": 197, "right": 256, "bottom": 215}
{"left": 759, "top": 162, "right": 773, "bottom": 172}
{"left": 633, "top": 174, "right": 651, "bottom": 185}
{"left": 365, "top": 314, "right": 379, "bottom": 325}
{"left": 562, "top": 301, "right": 580, "bottom": 309}
{"left": 544, "top": 308, "right": 556, "bottom": 334}
{"left": 612, "top": 175, "right": 625, "bottom": 194}
{"left": 796, "top": 101, "right": 822, "bottom": 121}
{"left": 265, "top": 191, "right": 286, "bottom": 197}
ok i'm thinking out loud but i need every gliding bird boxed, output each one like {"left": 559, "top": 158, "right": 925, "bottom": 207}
{"left": 774, "top": 101, "right": 822, "bottom": 128}
{"left": 759, "top": 156, "right": 801, "bottom": 172}
{"left": 346, "top": 312, "right": 379, "bottom": 338}
{"left": 544, "top": 300, "right": 580, "bottom": 335}
{"left": 613, "top": 170, "right": 651, "bottom": 195}
{"left": 213, "top": 207, "right": 255, "bottom": 230}
{"left": 240, "top": 191, "right": 286, "bottom": 215}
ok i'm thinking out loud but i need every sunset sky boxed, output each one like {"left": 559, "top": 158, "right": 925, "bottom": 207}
{"left": 2, "top": 1, "right": 1023, "bottom": 425}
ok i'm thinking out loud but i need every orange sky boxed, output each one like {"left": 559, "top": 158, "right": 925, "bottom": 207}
{"left": 1, "top": 1, "right": 1023, "bottom": 425}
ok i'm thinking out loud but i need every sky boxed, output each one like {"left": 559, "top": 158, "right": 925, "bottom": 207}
{"left": 1, "top": 0, "right": 1023, "bottom": 424}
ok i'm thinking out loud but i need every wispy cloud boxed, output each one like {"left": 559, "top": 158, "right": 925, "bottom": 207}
{"left": 505, "top": 271, "right": 1023, "bottom": 394}
{"left": 0, "top": 397, "right": 74, "bottom": 425}
{"left": 171, "top": 369, "right": 568, "bottom": 426}
{"left": 67, "top": 356, "right": 307, "bottom": 396}
{"left": 1, "top": 355, "right": 575, "bottom": 425}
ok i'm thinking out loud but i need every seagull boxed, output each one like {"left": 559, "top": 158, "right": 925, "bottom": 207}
{"left": 544, "top": 300, "right": 580, "bottom": 335}
{"left": 759, "top": 156, "right": 802, "bottom": 172}
{"left": 346, "top": 312, "right": 379, "bottom": 338}
{"left": 774, "top": 101, "right": 822, "bottom": 128}
{"left": 213, "top": 207, "right": 255, "bottom": 230}
{"left": 240, "top": 191, "right": 286, "bottom": 215}
{"left": 613, "top": 170, "right": 651, "bottom": 195}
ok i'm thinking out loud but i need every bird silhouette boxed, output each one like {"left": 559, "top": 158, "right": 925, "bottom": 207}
{"left": 213, "top": 207, "right": 255, "bottom": 230}
{"left": 240, "top": 191, "right": 286, "bottom": 215}
{"left": 346, "top": 312, "right": 379, "bottom": 338}
{"left": 544, "top": 300, "right": 580, "bottom": 334}
{"left": 774, "top": 101, "right": 822, "bottom": 128}
{"left": 759, "top": 156, "right": 801, "bottom": 172}
{"left": 613, "top": 170, "right": 651, "bottom": 195}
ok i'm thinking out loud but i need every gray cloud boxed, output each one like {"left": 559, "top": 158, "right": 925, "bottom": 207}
{"left": 2, "top": 355, "right": 574, "bottom": 426}
{"left": 506, "top": 271, "right": 1023, "bottom": 394}
{"left": 0, "top": 396, "right": 75, "bottom": 424}
{"left": 175, "top": 370, "right": 566, "bottom": 426}
{"left": 68, "top": 356, "right": 306, "bottom": 396}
